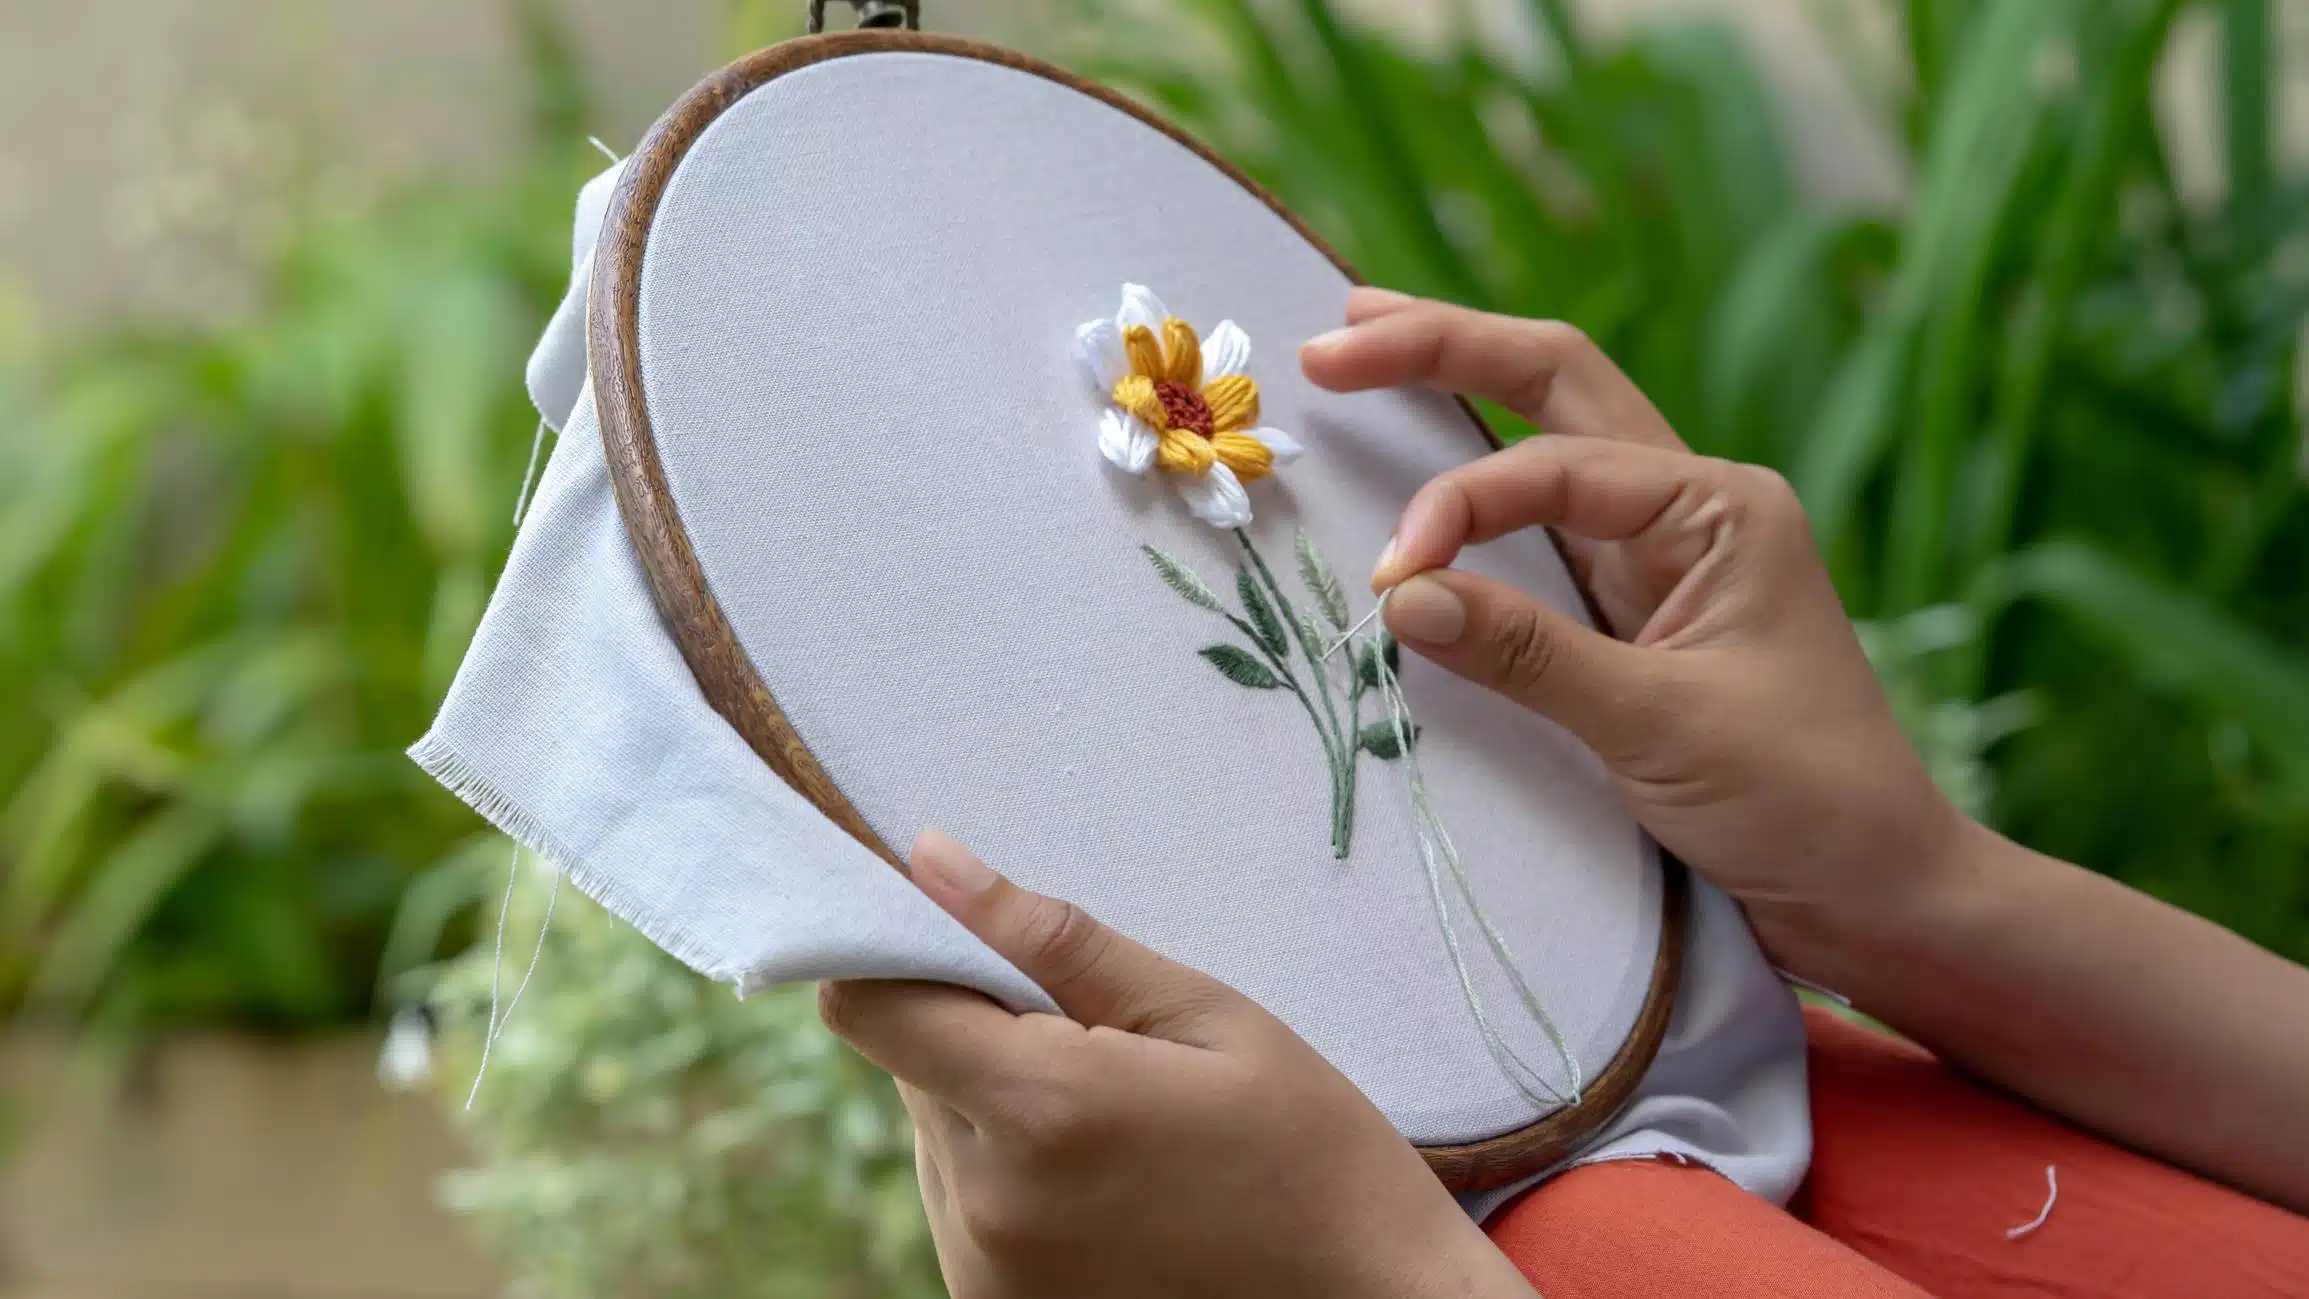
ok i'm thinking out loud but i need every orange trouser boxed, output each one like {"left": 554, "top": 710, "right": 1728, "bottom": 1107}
{"left": 1486, "top": 1008, "right": 2309, "bottom": 1297}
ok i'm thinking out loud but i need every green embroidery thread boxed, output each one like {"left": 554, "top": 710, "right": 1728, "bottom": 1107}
{"left": 1144, "top": 529, "right": 1413, "bottom": 858}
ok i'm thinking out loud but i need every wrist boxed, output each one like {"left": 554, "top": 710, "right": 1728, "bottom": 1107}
{"left": 1786, "top": 813, "right": 2044, "bottom": 1016}
{"left": 1746, "top": 793, "right": 1991, "bottom": 997}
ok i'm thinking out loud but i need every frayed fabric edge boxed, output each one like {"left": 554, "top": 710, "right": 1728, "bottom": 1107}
{"left": 1461, "top": 1145, "right": 1740, "bottom": 1224}
{"left": 408, "top": 730, "right": 755, "bottom": 992}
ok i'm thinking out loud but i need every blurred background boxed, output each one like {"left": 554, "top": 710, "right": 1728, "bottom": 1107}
{"left": 0, "top": 0, "right": 2303, "bottom": 1294}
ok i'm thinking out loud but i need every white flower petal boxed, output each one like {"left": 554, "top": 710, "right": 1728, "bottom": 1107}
{"left": 1201, "top": 320, "right": 1252, "bottom": 382}
{"left": 1098, "top": 409, "right": 1159, "bottom": 474}
{"left": 1074, "top": 318, "right": 1128, "bottom": 390}
{"left": 1249, "top": 427, "right": 1304, "bottom": 466}
{"left": 1176, "top": 462, "right": 1253, "bottom": 529}
{"left": 1117, "top": 283, "right": 1170, "bottom": 334}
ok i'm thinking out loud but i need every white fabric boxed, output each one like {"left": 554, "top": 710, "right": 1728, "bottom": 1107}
{"left": 413, "top": 46, "right": 1809, "bottom": 1209}
{"left": 412, "top": 379, "right": 1051, "bottom": 1013}
{"left": 525, "top": 158, "right": 626, "bottom": 435}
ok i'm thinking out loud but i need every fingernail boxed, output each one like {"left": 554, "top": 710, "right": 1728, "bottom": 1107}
{"left": 1370, "top": 535, "right": 1399, "bottom": 589}
{"left": 911, "top": 828, "right": 997, "bottom": 895}
{"left": 1302, "top": 326, "right": 1355, "bottom": 354}
{"left": 1350, "top": 286, "right": 1413, "bottom": 309}
{"left": 1386, "top": 575, "right": 1466, "bottom": 646}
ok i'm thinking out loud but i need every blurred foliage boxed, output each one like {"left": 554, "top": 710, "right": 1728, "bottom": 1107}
{"left": 1080, "top": 0, "right": 2309, "bottom": 959}
{"left": 419, "top": 873, "right": 941, "bottom": 1299}
{"left": 0, "top": 1, "right": 600, "bottom": 1031}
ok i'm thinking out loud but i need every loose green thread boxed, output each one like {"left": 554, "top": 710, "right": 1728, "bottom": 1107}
{"left": 1143, "top": 531, "right": 1411, "bottom": 857}
{"left": 1146, "top": 540, "right": 1586, "bottom": 1104}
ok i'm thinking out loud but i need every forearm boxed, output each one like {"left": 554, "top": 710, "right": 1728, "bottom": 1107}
{"left": 1801, "top": 819, "right": 2309, "bottom": 1214}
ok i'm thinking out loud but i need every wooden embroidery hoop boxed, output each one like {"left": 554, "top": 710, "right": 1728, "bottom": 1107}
{"left": 587, "top": 28, "right": 1687, "bottom": 1193}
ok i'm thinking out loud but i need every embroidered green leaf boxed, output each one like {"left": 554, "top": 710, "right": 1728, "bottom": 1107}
{"left": 1144, "top": 545, "right": 1224, "bottom": 613}
{"left": 1295, "top": 530, "right": 1351, "bottom": 631}
{"left": 1200, "top": 644, "right": 1282, "bottom": 690}
{"left": 1354, "top": 633, "right": 1403, "bottom": 689}
{"left": 1235, "top": 566, "right": 1290, "bottom": 658}
{"left": 1295, "top": 609, "right": 1330, "bottom": 659}
{"left": 1152, "top": 532, "right": 1429, "bottom": 857}
{"left": 1358, "top": 720, "right": 1419, "bottom": 759}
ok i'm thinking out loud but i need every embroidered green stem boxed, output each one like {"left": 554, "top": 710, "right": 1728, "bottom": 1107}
{"left": 1143, "top": 536, "right": 1580, "bottom": 1101}
{"left": 1222, "top": 611, "right": 1342, "bottom": 782}
{"left": 1143, "top": 532, "right": 1410, "bottom": 858}
{"left": 1235, "top": 530, "right": 1356, "bottom": 853}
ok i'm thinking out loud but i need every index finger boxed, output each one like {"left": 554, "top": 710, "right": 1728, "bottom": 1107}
{"left": 1373, "top": 435, "right": 1721, "bottom": 590}
{"left": 818, "top": 977, "right": 1043, "bottom": 1107}
{"left": 1298, "top": 297, "right": 1686, "bottom": 451}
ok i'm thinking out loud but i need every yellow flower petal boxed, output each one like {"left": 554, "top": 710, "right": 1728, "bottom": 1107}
{"left": 1161, "top": 317, "right": 1203, "bottom": 387}
{"left": 1210, "top": 430, "right": 1274, "bottom": 481}
{"left": 1203, "top": 375, "right": 1260, "bottom": 433}
{"left": 1112, "top": 374, "right": 1168, "bottom": 430}
{"left": 1123, "top": 324, "right": 1166, "bottom": 383}
{"left": 1156, "top": 428, "right": 1217, "bottom": 476}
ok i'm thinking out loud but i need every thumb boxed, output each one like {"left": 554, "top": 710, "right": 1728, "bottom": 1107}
{"left": 907, "top": 828, "right": 1242, "bottom": 1044}
{"left": 1382, "top": 569, "right": 1660, "bottom": 762}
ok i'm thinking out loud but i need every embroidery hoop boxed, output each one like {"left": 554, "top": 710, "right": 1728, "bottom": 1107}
{"left": 586, "top": 28, "right": 1687, "bottom": 1192}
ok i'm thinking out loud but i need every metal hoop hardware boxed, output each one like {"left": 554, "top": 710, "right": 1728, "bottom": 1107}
{"left": 807, "top": 0, "right": 921, "bottom": 33}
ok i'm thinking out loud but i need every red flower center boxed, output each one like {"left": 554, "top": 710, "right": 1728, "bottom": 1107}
{"left": 1154, "top": 379, "right": 1215, "bottom": 438}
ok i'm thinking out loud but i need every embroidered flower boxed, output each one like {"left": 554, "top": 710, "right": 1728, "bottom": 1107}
{"left": 1076, "top": 284, "right": 1303, "bottom": 528}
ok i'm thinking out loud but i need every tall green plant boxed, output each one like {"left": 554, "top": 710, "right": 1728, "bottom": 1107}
{"left": 1077, "top": 0, "right": 2309, "bottom": 958}
{"left": 0, "top": 5, "right": 603, "bottom": 1030}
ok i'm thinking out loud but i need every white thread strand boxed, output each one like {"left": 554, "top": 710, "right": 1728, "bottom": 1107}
{"left": 464, "top": 849, "right": 560, "bottom": 1109}
{"left": 506, "top": 134, "right": 620, "bottom": 532}
{"left": 2006, "top": 1165, "right": 2057, "bottom": 1240}
{"left": 511, "top": 418, "right": 552, "bottom": 526}
{"left": 1345, "top": 589, "right": 1585, "bottom": 1109}
{"left": 497, "top": 874, "right": 559, "bottom": 1035}
{"left": 1322, "top": 602, "right": 1386, "bottom": 660}
{"left": 1773, "top": 965, "right": 1854, "bottom": 1007}
{"left": 470, "top": 841, "right": 520, "bottom": 1082}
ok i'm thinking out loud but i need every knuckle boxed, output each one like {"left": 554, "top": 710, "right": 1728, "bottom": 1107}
{"left": 815, "top": 980, "right": 864, "bottom": 1038}
{"left": 1411, "top": 310, "right": 1457, "bottom": 379}
{"left": 987, "top": 1053, "right": 1108, "bottom": 1159}
{"left": 1010, "top": 1085, "right": 1101, "bottom": 1159}
{"left": 1014, "top": 896, "right": 1114, "bottom": 989}
{"left": 1527, "top": 318, "right": 1595, "bottom": 360}
{"left": 956, "top": 1183, "right": 1037, "bottom": 1257}
{"left": 1502, "top": 319, "right": 1593, "bottom": 413}
{"left": 1486, "top": 600, "right": 1564, "bottom": 695}
{"left": 1733, "top": 462, "right": 1803, "bottom": 521}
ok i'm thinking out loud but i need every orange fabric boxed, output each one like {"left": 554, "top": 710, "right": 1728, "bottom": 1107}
{"left": 1485, "top": 1007, "right": 2309, "bottom": 1297}
{"left": 1798, "top": 1007, "right": 2309, "bottom": 1296}
{"left": 1486, "top": 1156, "right": 1930, "bottom": 1297}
